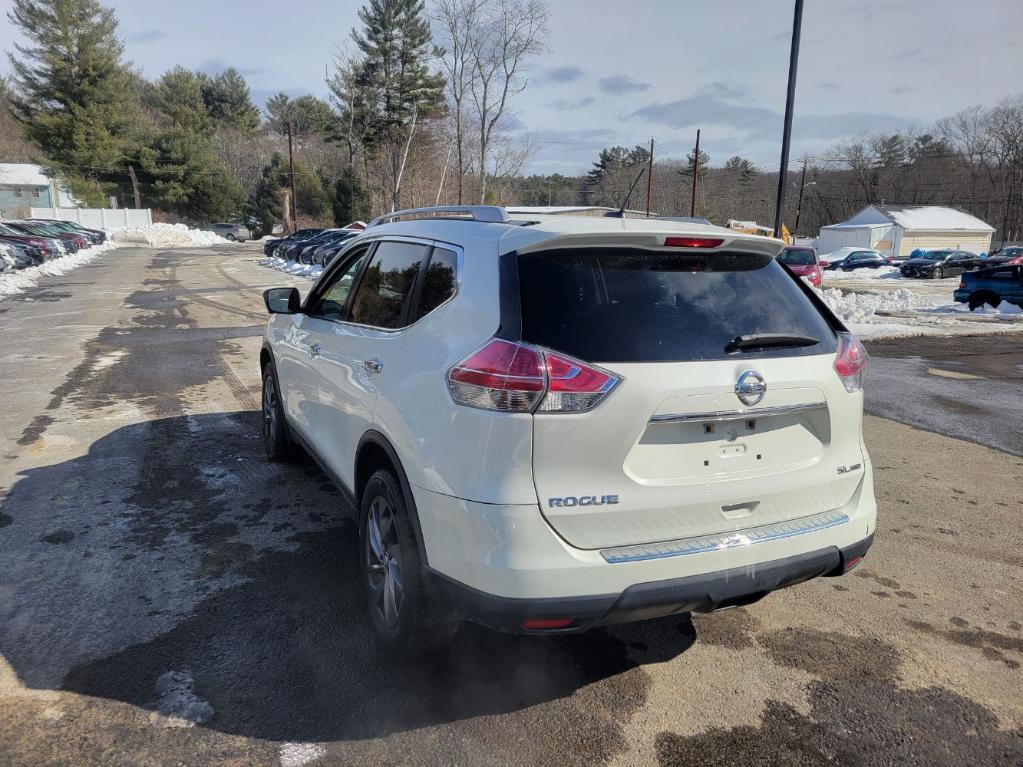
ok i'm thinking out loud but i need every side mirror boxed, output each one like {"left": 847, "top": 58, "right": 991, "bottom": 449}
{"left": 264, "top": 287, "right": 301, "bottom": 314}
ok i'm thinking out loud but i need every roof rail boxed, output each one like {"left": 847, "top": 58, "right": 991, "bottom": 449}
{"left": 367, "top": 205, "right": 510, "bottom": 228}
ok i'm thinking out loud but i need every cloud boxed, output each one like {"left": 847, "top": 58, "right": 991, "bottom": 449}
{"left": 547, "top": 97, "right": 595, "bottom": 111}
{"left": 696, "top": 81, "right": 752, "bottom": 101}
{"left": 598, "top": 75, "right": 650, "bottom": 95}
{"left": 632, "top": 94, "right": 916, "bottom": 144}
{"left": 817, "top": 81, "right": 839, "bottom": 90}
{"left": 632, "top": 95, "right": 778, "bottom": 137}
{"left": 888, "top": 85, "right": 912, "bottom": 95}
{"left": 197, "top": 58, "right": 263, "bottom": 77}
{"left": 125, "top": 28, "right": 166, "bottom": 44}
{"left": 544, "top": 66, "right": 584, "bottom": 83}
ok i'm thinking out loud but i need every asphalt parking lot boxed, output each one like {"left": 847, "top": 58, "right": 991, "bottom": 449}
{"left": 1, "top": 244, "right": 1021, "bottom": 766}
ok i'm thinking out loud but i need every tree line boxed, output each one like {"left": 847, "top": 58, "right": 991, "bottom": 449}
{"left": 526, "top": 96, "right": 1023, "bottom": 243}
{"left": 2, "top": 0, "right": 548, "bottom": 234}
{"left": 3, "top": 0, "right": 1020, "bottom": 242}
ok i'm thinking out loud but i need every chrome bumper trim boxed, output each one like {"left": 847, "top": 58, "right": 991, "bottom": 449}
{"left": 649, "top": 401, "right": 827, "bottom": 424}
{"left": 600, "top": 510, "right": 849, "bottom": 564}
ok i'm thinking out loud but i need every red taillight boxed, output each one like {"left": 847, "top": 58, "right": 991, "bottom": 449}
{"left": 664, "top": 236, "right": 724, "bottom": 248}
{"left": 522, "top": 618, "right": 573, "bottom": 630}
{"left": 447, "top": 339, "right": 620, "bottom": 413}
{"left": 834, "top": 332, "right": 868, "bottom": 392}
{"left": 538, "top": 350, "right": 618, "bottom": 412}
{"left": 843, "top": 555, "right": 863, "bottom": 572}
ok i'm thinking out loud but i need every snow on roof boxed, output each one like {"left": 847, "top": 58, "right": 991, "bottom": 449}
{"left": 882, "top": 206, "right": 994, "bottom": 232}
{"left": 835, "top": 205, "right": 993, "bottom": 232}
{"left": 0, "top": 163, "right": 51, "bottom": 187}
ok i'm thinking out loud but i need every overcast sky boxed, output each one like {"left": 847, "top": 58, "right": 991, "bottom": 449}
{"left": 2, "top": 0, "right": 1021, "bottom": 175}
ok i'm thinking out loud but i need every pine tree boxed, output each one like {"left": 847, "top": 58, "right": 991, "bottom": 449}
{"left": 352, "top": 0, "right": 445, "bottom": 209}
{"left": 7, "top": 0, "right": 137, "bottom": 205}
{"left": 264, "top": 93, "right": 335, "bottom": 139}
{"left": 202, "top": 68, "right": 260, "bottom": 130}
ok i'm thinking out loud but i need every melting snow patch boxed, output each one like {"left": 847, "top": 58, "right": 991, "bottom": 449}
{"left": 112, "top": 223, "right": 231, "bottom": 248}
{"left": 279, "top": 743, "right": 327, "bottom": 767}
{"left": 260, "top": 256, "right": 324, "bottom": 280}
{"left": 151, "top": 670, "right": 214, "bottom": 727}
{"left": 0, "top": 242, "right": 119, "bottom": 299}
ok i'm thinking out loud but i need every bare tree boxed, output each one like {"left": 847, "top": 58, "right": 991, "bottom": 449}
{"left": 432, "top": 0, "right": 487, "bottom": 204}
{"left": 465, "top": 0, "right": 548, "bottom": 203}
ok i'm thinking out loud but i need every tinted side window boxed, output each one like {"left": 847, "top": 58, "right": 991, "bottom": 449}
{"left": 415, "top": 247, "right": 458, "bottom": 320}
{"left": 350, "top": 241, "right": 429, "bottom": 329}
{"left": 519, "top": 249, "right": 837, "bottom": 363}
{"left": 309, "top": 247, "right": 371, "bottom": 320}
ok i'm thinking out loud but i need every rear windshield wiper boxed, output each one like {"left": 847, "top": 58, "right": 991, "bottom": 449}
{"left": 725, "top": 333, "right": 821, "bottom": 354}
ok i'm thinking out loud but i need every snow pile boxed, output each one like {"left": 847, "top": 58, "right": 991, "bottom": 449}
{"left": 112, "top": 222, "right": 230, "bottom": 248}
{"left": 970, "top": 300, "right": 1023, "bottom": 315}
{"left": 260, "top": 256, "right": 324, "bottom": 279}
{"left": 818, "top": 287, "right": 943, "bottom": 323}
{"left": 0, "top": 241, "right": 119, "bottom": 299}
{"left": 823, "top": 265, "right": 902, "bottom": 281}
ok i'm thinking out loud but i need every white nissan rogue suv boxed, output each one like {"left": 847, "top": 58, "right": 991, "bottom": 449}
{"left": 260, "top": 206, "right": 876, "bottom": 654}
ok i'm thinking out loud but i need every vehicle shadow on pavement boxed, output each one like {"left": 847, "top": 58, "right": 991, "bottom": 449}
{"left": 1, "top": 412, "right": 697, "bottom": 745}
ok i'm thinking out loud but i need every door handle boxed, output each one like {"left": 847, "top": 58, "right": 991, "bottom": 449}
{"left": 309, "top": 342, "right": 322, "bottom": 358}
{"left": 362, "top": 358, "right": 383, "bottom": 373}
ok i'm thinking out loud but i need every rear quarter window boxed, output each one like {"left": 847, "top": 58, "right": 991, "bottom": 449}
{"left": 518, "top": 249, "right": 837, "bottom": 363}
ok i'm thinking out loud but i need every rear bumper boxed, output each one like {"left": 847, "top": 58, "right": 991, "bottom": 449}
{"left": 412, "top": 460, "right": 877, "bottom": 633}
{"left": 425, "top": 534, "right": 873, "bottom": 634}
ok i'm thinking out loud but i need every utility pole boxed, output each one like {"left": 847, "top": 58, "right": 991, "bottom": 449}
{"left": 773, "top": 0, "right": 804, "bottom": 238}
{"left": 690, "top": 129, "right": 701, "bottom": 218}
{"left": 645, "top": 138, "right": 655, "bottom": 217}
{"left": 793, "top": 158, "right": 808, "bottom": 235}
{"left": 287, "top": 121, "right": 298, "bottom": 233}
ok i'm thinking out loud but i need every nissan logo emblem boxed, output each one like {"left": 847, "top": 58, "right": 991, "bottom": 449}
{"left": 735, "top": 370, "right": 766, "bottom": 406}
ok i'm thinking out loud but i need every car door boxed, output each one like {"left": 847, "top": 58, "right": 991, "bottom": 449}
{"left": 274, "top": 244, "right": 374, "bottom": 442}
{"left": 303, "top": 238, "right": 432, "bottom": 489}
{"left": 946, "top": 252, "right": 969, "bottom": 276}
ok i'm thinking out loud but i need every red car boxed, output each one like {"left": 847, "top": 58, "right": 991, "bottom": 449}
{"left": 778, "top": 246, "right": 823, "bottom": 288}
{"left": 984, "top": 246, "right": 1023, "bottom": 267}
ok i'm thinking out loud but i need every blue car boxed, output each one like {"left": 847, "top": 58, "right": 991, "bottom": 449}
{"left": 953, "top": 265, "right": 1023, "bottom": 310}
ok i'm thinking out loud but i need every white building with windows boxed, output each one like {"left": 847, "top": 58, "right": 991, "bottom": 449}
{"left": 818, "top": 205, "right": 994, "bottom": 258}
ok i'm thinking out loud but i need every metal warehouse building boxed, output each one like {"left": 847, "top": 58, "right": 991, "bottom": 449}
{"left": 818, "top": 205, "right": 994, "bottom": 258}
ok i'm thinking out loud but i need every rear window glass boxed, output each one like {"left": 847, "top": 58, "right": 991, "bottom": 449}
{"left": 518, "top": 249, "right": 837, "bottom": 363}
{"left": 779, "top": 248, "right": 816, "bottom": 266}
{"left": 416, "top": 247, "right": 458, "bottom": 320}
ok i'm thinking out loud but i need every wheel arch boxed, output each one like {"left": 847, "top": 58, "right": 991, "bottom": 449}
{"left": 356, "top": 430, "right": 429, "bottom": 565}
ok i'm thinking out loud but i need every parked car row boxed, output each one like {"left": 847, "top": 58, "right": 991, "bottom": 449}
{"left": 0, "top": 219, "right": 106, "bottom": 273}
{"left": 263, "top": 227, "right": 361, "bottom": 266}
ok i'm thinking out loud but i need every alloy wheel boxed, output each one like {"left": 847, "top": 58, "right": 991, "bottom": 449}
{"left": 366, "top": 495, "right": 404, "bottom": 629}
{"left": 263, "top": 373, "right": 278, "bottom": 445}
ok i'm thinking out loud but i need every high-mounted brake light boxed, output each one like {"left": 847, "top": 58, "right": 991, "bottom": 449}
{"left": 664, "top": 236, "right": 724, "bottom": 248}
{"left": 447, "top": 339, "right": 621, "bottom": 413}
{"left": 834, "top": 332, "right": 868, "bottom": 392}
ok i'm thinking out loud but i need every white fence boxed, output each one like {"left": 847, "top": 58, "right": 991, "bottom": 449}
{"left": 29, "top": 207, "right": 152, "bottom": 230}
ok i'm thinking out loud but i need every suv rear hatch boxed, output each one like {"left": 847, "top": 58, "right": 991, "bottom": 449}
{"left": 518, "top": 247, "right": 866, "bottom": 550}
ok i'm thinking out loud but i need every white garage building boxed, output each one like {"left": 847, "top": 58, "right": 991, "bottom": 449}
{"left": 817, "top": 205, "right": 994, "bottom": 258}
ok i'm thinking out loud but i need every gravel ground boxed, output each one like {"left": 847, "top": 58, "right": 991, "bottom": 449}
{"left": 1, "top": 245, "right": 1020, "bottom": 766}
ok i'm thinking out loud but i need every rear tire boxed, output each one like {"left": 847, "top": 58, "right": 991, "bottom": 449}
{"left": 968, "top": 291, "right": 999, "bottom": 311}
{"left": 262, "top": 362, "right": 295, "bottom": 461}
{"left": 361, "top": 468, "right": 458, "bottom": 657}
